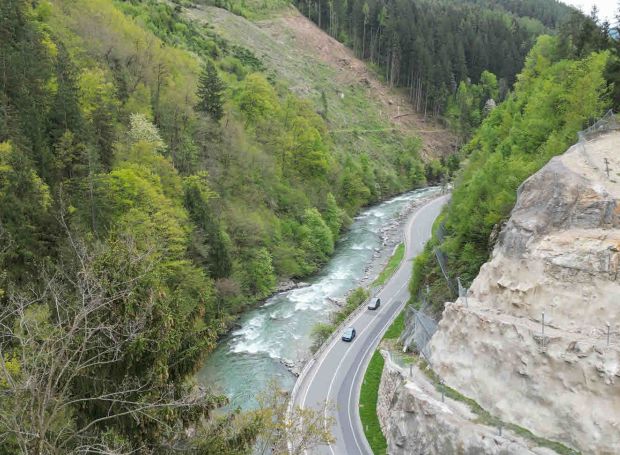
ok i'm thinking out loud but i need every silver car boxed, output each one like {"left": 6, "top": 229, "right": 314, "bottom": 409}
{"left": 368, "top": 297, "right": 381, "bottom": 310}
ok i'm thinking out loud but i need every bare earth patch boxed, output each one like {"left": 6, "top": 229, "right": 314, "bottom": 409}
{"left": 258, "top": 10, "right": 454, "bottom": 157}
{"left": 183, "top": 4, "right": 454, "bottom": 158}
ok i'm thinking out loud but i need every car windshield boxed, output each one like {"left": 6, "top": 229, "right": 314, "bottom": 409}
{"left": 344, "top": 328, "right": 353, "bottom": 336}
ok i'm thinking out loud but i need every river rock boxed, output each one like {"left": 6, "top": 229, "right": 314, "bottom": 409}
{"left": 275, "top": 280, "right": 310, "bottom": 294}
{"left": 326, "top": 296, "right": 345, "bottom": 307}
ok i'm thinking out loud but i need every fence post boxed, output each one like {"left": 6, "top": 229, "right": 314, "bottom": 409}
{"left": 458, "top": 276, "right": 468, "bottom": 307}
{"left": 607, "top": 322, "right": 611, "bottom": 347}
{"left": 541, "top": 311, "right": 545, "bottom": 351}
{"left": 604, "top": 158, "right": 611, "bottom": 179}
{"left": 440, "top": 379, "right": 445, "bottom": 403}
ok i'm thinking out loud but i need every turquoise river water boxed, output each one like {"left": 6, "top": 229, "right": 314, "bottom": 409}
{"left": 196, "top": 187, "right": 437, "bottom": 410}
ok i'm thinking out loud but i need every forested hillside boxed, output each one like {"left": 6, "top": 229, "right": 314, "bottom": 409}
{"left": 293, "top": 0, "right": 575, "bottom": 119}
{"left": 0, "top": 0, "right": 429, "bottom": 452}
{"left": 410, "top": 9, "right": 620, "bottom": 314}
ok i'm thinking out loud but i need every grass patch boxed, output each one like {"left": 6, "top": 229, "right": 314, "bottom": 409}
{"left": 357, "top": 310, "right": 405, "bottom": 454}
{"left": 359, "top": 351, "right": 388, "bottom": 455}
{"left": 383, "top": 311, "right": 404, "bottom": 340}
{"left": 372, "top": 243, "right": 404, "bottom": 286}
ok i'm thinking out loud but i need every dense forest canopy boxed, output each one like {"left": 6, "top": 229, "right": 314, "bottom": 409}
{"left": 0, "top": 0, "right": 432, "bottom": 452}
{"left": 466, "top": 0, "right": 574, "bottom": 28}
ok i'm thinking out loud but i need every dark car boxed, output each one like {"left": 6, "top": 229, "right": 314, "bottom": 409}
{"left": 368, "top": 297, "right": 381, "bottom": 310}
{"left": 342, "top": 327, "right": 356, "bottom": 342}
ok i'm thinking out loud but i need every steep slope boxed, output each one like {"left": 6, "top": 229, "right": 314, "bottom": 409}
{"left": 409, "top": 37, "right": 611, "bottom": 316}
{"left": 293, "top": 0, "right": 569, "bottom": 118}
{"left": 429, "top": 130, "right": 620, "bottom": 453}
{"left": 181, "top": 4, "right": 453, "bottom": 159}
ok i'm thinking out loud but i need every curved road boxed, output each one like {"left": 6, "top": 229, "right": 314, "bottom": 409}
{"left": 291, "top": 194, "right": 449, "bottom": 455}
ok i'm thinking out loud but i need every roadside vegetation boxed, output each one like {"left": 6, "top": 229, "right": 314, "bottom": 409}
{"left": 358, "top": 307, "right": 405, "bottom": 454}
{"left": 359, "top": 351, "right": 388, "bottom": 454}
{"left": 310, "top": 237, "right": 406, "bottom": 353}
{"left": 372, "top": 243, "right": 404, "bottom": 286}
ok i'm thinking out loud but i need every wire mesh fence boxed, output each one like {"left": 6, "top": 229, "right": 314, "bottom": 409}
{"left": 577, "top": 110, "right": 618, "bottom": 181}
{"left": 400, "top": 305, "right": 438, "bottom": 362}
{"left": 432, "top": 222, "right": 458, "bottom": 297}
{"left": 578, "top": 110, "right": 618, "bottom": 142}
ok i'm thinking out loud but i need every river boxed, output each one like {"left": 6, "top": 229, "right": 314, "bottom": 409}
{"left": 196, "top": 187, "right": 438, "bottom": 410}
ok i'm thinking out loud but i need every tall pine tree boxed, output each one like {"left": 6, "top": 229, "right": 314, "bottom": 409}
{"left": 195, "top": 60, "right": 225, "bottom": 121}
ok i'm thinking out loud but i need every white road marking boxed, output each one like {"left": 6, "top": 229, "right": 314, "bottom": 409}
{"left": 347, "top": 281, "right": 408, "bottom": 454}
{"left": 295, "top": 195, "right": 449, "bottom": 455}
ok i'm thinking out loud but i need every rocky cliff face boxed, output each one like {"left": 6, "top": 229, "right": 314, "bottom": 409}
{"left": 377, "top": 352, "right": 558, "bottom": 455}
{"left": 428, "top": 132, "right": 620, "bottom": 454}
{"left": 379, "top": 131, "right": 620, "bottom": 455}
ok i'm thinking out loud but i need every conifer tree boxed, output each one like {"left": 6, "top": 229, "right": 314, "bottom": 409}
{"left": 195, "top": 60, "right": 225, "bottom": 121}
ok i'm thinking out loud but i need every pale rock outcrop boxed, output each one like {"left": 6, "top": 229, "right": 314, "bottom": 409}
{"left": 429, "top": 132, "right": 620, "bottom": 454}
{"left": 377, "top": 353, "right": 557, "bottom": 455}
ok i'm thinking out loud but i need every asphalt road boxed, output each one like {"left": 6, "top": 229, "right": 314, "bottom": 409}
{"left": 291, "top": 194, "right": 450, "bottom": 455}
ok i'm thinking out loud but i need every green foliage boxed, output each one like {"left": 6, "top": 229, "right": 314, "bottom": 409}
{"left": 240, "top": 247, "right": 276, "bottom": 299}
{"left": 205, "top": 0, "right": 292, "bottom": 20}
{"left": 184, "top": 173, "right": 234, "bottom": 280}
{"left": 411, "top": 37, "right": 611, "bottom": 314}
{"left": 237, "top": 72, "right": 279, "bottom": 124}
{"left": 310, "top": 322, "right": 335, "bottom": 352}
{"left": 359, "top": 351, "right": 387, "bottom": 454}
{"left": 332, "top": 287, "right": 370, "bottom": 325}
{"left": 309, "top": 286, "right": 370, "bottom": 351}
{"left": 0, "top": 142, "right": 52, "bottom": 276}
{"left": 372, "top": 243, "right": 404, "bottom": 286}
{"left": 446, "top": 70, "right": 499, "bottom": 143}
{"left": 196, "top": 60, "right": 226, "bottom": 121}
{"left": 383, "top": 310, "right": 405, "bottom": 340}
{"left": 300, "top": 207, "right": 334, "bottom": 267}
{"left": 323, "top": 192, "right": 345, "bottom": 237}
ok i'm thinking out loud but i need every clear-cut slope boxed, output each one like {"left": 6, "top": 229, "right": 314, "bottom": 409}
{"left": 181, "top": 5, "right": 453, "bottom": 159}
{"left": 429, "top": 131, "right": 620, "bottom": 454}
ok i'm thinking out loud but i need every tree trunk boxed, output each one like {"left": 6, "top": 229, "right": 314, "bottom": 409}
{"left": 362, "top": 23, "right": 366, "bottom": 58}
